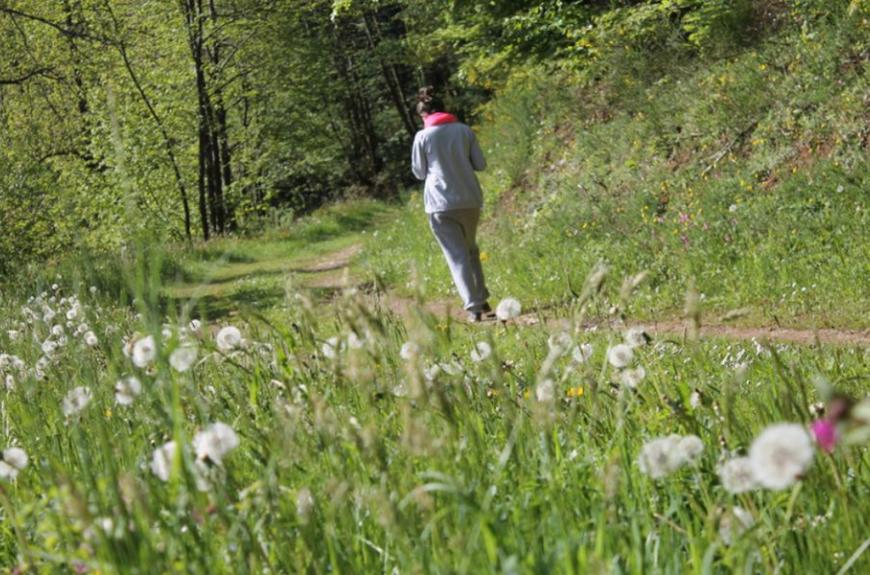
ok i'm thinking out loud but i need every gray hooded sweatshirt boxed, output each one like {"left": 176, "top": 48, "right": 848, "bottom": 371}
{"left": 411, "top": 122, "right": 487, "bottom": 214}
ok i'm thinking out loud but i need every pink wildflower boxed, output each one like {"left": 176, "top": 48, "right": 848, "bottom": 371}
{"left": 810, "top": 419, "right": 837, "bottom": 453}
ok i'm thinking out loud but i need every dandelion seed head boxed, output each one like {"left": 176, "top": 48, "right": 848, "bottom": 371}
{"left": 346, "top": 331, "right": 365, "bottom": 350}
{"left": 150, "top": 441, "right": 177, "bottom": 482}
{"left": 84, "top": 331, "right": 99, "bottom": 347}
{"left": 62, "top": 386, "right": 92, "bottom": 417}
{"left": 470, "top": 341, "right": 492, "bottom": 363}
{"left": 41, "top": 340, "right": 58, "bottom": 356}
{"left": 572, "top": 343, "right": 593, "bottom": 363}
{"left": 719, "top": 506, "right": 754, "bottom": 545}
{"left": 620, "top": 366, "right": 646, "bottom": 388}
{"left": 399, "top": 341, "right": 420, "bottom": 361}
{"left": 677, "top": 435, "right": 704, "bottom": 462}
{"left": 132, "top": 336, "right": 157, "bottom": 368}
{"left": 535, "top": 379, "right": 555, "bottom": 402}
{"left": 1, "top": 447, "right": 29, "bottom": 480}
{"left": 638, "top": 434, "right": 702, "bottom": 479}
{"left": 321, "top": 336, "right": 341, "bottom": 359}
{"left": 625, "top": 326, "right": 650, "bottom": 348}
{"left": 169, "top": 344, "right": 198, "bottom": 372}
{"left": 717, "top": 457, "right": 758, "bottom": 494}
{"left": 495, "top": 298, "right": 522, "bottom": 321}
{"left": 114, "top": 376, "right": 142, "bottom": 406}
{"left": 547, "top": 332, "right": 574, "bottom": 355}
{"left": 216, "top": 326, "right": 242, "bottom": 352}
{"left": 193, "top": 422, "right": 239, "bottom": 465}
{"left": 296, "top": 487, "right": 315, "bottom": 521}
{"left": 749, "top": 423, "right": 814, "bottom": 490}
{"left": 607, "top": 344, "right": 634, "bottom": 368}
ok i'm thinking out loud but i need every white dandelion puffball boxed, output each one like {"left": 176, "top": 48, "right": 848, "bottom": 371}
{"left": 51, "top": 325, "right": 64, "bottom": 337}
{"left": 676, "top": 435, "right": 704, "bottom": 463}
{"left": 399, "top": 341, "right": 419, "bottom": 361}
{"left": 423, "top": 363, "right": 441, "bottom": 381}
{"left": 84, "top": 331, "right": 99, "bottom": 347}
{"left": 321, "top": 336, "right": 341, "bottom": 359}
{"left": 170, "top": 344, "right": 198, "bottom": 372}
{"left": 718, "top": 457, "right": 758, "bottom": 494}
{"left": 535, "top": 379, "right": 555, "bottom": 402}
{"left": 41, "top": 340, "right": 58, "bottom": 356}
{"left": 620, "top": 366, "right": 646, "bottom": 389}
{"left": 470, "top": 341, "right": 492, "bottom": 363}
{"left": 0, "top": 447, "right": 29, "bottom": 481}
{"left": 346, "top": 331, "right": 365, "bottom": 350}
{"left": 296, "top": 487, "right": 315, "bottom": 521}
{"left": 719, "top": 506, "right": 754, "bottom": 545}
{"left": 132, "top": 335, "right": 157, "bottom": 368}
{"left": 638, "top": 435, "right": 687, "bottom": 479}
{"left": 150, "top": 441, "right": 178, "bottom": 482}
{"left": 114, "top": 376, "right": 142, "bottom": 406}
{"left": 748, "top": 423, "right": 814, "bottom": 490}
{"left": 216, "top": 326, "right": 242, "bottom": 352}
{"left": 547, "top": 332, "right": 573, "bottom": 355}
{"left": 625, "top": 326, "right": 649, "bottom": 348}
{"left": 62, "top": 386, "right": 92, "bottom": 417}
{"left": 607, "top": 343, "right": 634, "bottom": 368}
{"left": 495, "top": 297, "right": 522, "bottom": 321}
{"left": 439, "top": 361, "right": 463, "bottom": 376}
{"left": 189, "top": 319, "right": 203, "bottom": 333}
{"left": 193, "top": 422, "right": 239, "bottom": 465}
{"left": 572, "top": 343, "right": 593, "bottom": 363}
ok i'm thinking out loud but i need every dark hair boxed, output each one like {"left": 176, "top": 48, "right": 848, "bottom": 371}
{"left": 416, "top": 86, "right": 444, "bottom": 115}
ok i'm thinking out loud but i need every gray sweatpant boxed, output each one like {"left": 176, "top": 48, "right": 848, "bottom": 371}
{"left": 428, "top": 208, "right": 490, "bottom": 312}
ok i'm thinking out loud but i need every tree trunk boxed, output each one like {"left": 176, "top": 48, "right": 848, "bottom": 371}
{"left": 362, "top": 10, "right": 417, "bottom": 139}
{"left": 106, "top": 1, "right": 192, "bottom": 240}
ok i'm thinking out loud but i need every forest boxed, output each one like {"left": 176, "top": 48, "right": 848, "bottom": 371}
{"left": 3, "top": 0, "right": 859, "bottom": 272}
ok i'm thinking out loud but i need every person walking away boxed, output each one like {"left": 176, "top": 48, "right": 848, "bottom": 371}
{"left": 411, "top": 86, "right": 492, "bottom": 322}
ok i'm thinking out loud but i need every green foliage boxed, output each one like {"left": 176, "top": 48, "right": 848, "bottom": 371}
{"left": 368, "top": 12, "right": 870, "bottom": 328}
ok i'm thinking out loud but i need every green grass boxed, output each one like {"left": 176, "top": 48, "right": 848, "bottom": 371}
{"left": 365, "top": 19, "right": 870, "bottom": 329}
{"left": 0, "top": 264, "right": 868, "bottom": 573}
{"left": 158, "top": 199, "right": 392, "bottom": 321}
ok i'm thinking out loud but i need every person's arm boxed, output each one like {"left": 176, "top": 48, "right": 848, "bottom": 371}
{"left": 411, "top": 133, "right": 428, "bottom": 180}
{"left": 469, "top": 130, "right": 486, "bottom": 171}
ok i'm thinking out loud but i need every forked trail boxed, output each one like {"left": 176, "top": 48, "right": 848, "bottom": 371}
{"left": 296, "top": 243, "right": 870, "bottom": 346}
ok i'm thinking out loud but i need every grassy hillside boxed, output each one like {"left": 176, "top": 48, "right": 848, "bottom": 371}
{"left": 367, "top": 17, "right": 869, "bottom": 328}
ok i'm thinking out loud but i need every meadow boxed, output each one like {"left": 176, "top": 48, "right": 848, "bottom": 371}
{"left": 0, "top": 203, "right": 868, "bottom": 572}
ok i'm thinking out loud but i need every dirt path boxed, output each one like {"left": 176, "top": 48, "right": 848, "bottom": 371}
{"left": 299, "top": 243, "right": 870, "bottom": 347}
